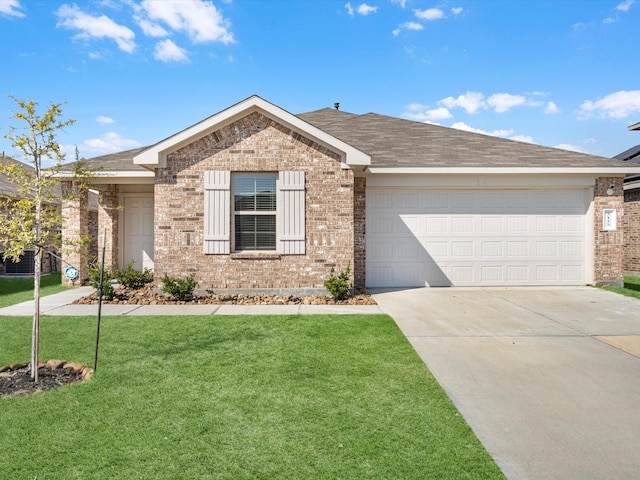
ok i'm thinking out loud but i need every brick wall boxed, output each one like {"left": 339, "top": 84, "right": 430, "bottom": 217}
{"left": 624, "top": 188, "right": 640, "bottom": 275}
{"left": 61, "top": 181, "right": 89, "bottom": 286}
{"left": 593, "top": 177, "right": 624, "bottom": 286}
{"left": 153, "top": 112, "right": 354, "bottom": 291}
{"left": 353, "top": 177, "right": 366, "bottom": 287}
{"left": 97, "top": 185, "right": 119, "bottom": 270}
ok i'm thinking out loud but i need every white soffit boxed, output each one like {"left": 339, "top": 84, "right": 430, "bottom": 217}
{"left": 134, "top": 95, "right": 371, "bottom": 169}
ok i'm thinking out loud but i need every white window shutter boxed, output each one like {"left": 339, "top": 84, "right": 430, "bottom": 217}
{"left": 279, "top": 171, "right": 305, "bottom": 254}
{"left": 204, "top": 171, "right": 230, "bottom": 254}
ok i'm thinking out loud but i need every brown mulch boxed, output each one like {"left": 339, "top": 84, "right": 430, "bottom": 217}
{"left": 73, "top": 284, "right": 378, "bottom": 306}
{"left": 0, "top": 361, "right": 93, "bottom": 398}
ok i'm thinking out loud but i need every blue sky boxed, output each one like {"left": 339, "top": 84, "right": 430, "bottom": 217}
{"left": 1, "top": 0, "right": 639, "bottom": 164}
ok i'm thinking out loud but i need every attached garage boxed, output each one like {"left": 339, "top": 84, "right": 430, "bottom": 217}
{"left": 366, "top": 187, "right": 592, "bottom": 287}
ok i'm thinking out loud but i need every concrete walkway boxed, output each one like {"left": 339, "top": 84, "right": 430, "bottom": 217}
{"left": 373, "top": 286, "right": 640, "bottom": 480}
{"left": 0, "top": 287, "right": 383, "bottom": 316}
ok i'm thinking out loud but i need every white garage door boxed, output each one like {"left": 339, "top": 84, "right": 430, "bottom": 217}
{"left": 366, "top": 189, "right": 590, "bottom": 287}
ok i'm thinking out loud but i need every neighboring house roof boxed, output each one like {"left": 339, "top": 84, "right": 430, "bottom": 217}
{"left": 0, "top": 155, "right": 33, "bottom": 196}
{"left": 1, "top": 154, "right": 98, "bottom": 209}
{"left": 613, "top": 145, "right": 640, "bottom": 163}
{"left": 629, "top": 122, "right": 640, "bottom": 131}
{"left": 299, "top": 109, "right": 634, "bottom": 173}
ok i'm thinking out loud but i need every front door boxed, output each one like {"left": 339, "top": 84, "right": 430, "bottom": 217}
{"left": 123, "top": 195, "right": 154, "bottom": 271}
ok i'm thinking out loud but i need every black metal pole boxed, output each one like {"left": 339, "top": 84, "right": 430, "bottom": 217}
{"left": 94, "top": 229, "right": 107, "bottom": 372}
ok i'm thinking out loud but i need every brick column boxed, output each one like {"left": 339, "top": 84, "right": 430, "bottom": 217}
{"left": 593, "top": 177, "right": 624, "bottom": 286}
{"left": 61, "top": 181, "right": 89, "bottom": 286}
{"left": 353, "top": 177, "right": 366, "bottom": 288}
{"left": 98, "top": 185, "right": 120, "bottom": 271}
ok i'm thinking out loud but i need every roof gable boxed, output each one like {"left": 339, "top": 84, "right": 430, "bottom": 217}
{"left": 134, "top": 95, "right": 370, "bottom": 169}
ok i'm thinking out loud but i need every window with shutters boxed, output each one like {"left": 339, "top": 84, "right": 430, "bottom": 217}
{"left": 233, "top": 173, "right": 277, "bottom": 251}
{"left": 204, "top": 170, "right": 305, "bottom": 255}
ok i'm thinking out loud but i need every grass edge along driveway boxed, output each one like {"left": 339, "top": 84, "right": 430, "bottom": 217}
{"left": 0, "top": 314, "right": 504, "bottom": 480}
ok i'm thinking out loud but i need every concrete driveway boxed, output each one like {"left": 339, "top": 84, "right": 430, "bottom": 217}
{"left": 372, "top": 287, "right": 640, "bottom": 480}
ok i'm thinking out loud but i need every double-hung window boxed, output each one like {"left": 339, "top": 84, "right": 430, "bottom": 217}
{"left": 203, "top": 170, "right": 305, "bottom": 255}
{"left": 233, "top": 174, "right": 277, "bottom": 251}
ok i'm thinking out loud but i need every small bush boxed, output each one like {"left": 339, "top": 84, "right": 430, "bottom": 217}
{"left": 87, "top": 262, "right": 115, "bottom": 300}
{"left": 324, "top": 262, "right": 351, "bottom": 301}
{"left": 115, "top": 260, "right": 154, "bottom": 290}
{"left": 162, "top": 273, "right": 198, "bottom": 301}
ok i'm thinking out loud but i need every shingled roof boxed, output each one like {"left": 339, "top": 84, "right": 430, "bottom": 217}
{"left": 60, "top": 146, "right": 151, "bottom": 173}
{"left": 0, "top": 155, "right": 33, "bottom": 196}
{"left": 298, "top": 108, "right": 631, "bottom": 170}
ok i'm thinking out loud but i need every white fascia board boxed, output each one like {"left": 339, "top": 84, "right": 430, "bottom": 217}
{"left": 134, "top": 95, "right": 371, "bottom": 169}
{"left": 56, "top": 170, "right": 155, "bottom": 184}
{"left": 628, "top": 121, "right": 640, "bottom": 131}
{"left": 366, "top": 167, "right": 640, "bottom": 175}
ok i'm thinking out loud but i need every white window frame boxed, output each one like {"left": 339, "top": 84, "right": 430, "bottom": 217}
{"left": 232, "top": 172, "right": 278, "bottom": 252}
{"left": 204, "top": 170, "right": 305, "bottom": 255}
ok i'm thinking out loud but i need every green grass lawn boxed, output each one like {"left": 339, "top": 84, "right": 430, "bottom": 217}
{"left": 0, "top": 314, "right": 504, "bottom": 480}
{"left": 0, "top": 272, "right": 68, "bottom": 308}
{"left": 599, "top": 275, "right": 640, "bottom": 300}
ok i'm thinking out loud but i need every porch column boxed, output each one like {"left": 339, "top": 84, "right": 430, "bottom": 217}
{"left": 593, "top": 177, "right": 624, "bottom": 286}
{"left": 61, "top": 181, "right": 89, "bottom": 286}
{"left": 98, "top": 185, "right": 120, "bottom": 271}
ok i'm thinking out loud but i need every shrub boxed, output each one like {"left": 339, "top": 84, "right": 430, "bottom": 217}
{"left": 324, "top": 262, "right": 351, "bottom": 301}
{"left": 87, "top": 262, "right": 115, "bottom": 300}
{"left": 115, "top": 260, "right": 154, "bottom": 290}
{"left": 162, "top": 273, "right": 198, "bottom": 301}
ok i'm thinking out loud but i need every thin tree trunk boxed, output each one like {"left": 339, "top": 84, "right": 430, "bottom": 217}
{"left": 31, "top": 197, "right": 42, "bottom": 382}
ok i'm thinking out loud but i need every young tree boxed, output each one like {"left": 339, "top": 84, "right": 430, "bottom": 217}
{"left": 1, "top": 96, "right": 90, "bottom": 382}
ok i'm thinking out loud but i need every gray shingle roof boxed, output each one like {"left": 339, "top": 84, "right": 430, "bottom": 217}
{"left": 299, "top": 109, "right": 630, "bottom": 169}
{"left": 0, "top": 156, "right": 33, "bottom": 196}
{"left": 61, "top": 146, "right": 151, "bottom": 172}
{"left": 614, "top": 145, "right": 640, "bottom": 163}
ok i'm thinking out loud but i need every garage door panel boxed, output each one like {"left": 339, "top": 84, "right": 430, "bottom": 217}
{"left": 367, "top": 189, "right": 588, "bottom": 287}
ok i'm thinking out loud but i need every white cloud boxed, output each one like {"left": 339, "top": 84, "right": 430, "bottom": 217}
{"left": 414, "top": 7, "right": 444, "bottom": 20}
{"left": 135, "top": 16, "right": 168, "bottom": 37}
{"left": 450, "top": 122, "right": 514, "bottom": 137}
{"left": 451, "top": 7, "right": 463, "bottom": 15}
{"left": 96, "top": 116, "right": 114, "bottom": 124}
{"left": 578, "top": 90, "right": 640, "bottom": 119}
{"left": 346, "top": 2, "right": 378, "bottom": 16}
{"left": 392, "top": 21, "right": 423, "bottom": 36}
{"left": 486, "top": 93, "right": 527, "bottom": 113}
{"left": 616, "top": 0, "right": 634, "bottom": 12}
{"left": 140, "top": 0, "right": 234, "bottom": 44}
{"left": 0, "top": 0, "right": 25, "bottom": 17}
{"left": 78, "top": 132, "right": 142, "bottom": 155}
{"left": 391, "top": 0, "right": 407, "bottom": 7}
{"left": 510, "top": 135, "right": 535, "bottom": 144}
{"left": 154, "top": 39, "right": 190, "bottom": 63}
{"left": 439, "top": 91, "right": 485, "bottom": 114}
{"left": 403, "top": 104, "right": 452, "bottom": 122}
{"left": 544, "top": 101, "right": 560, "bottom": 114}
{"left": 56, "top": 4, "right": 136, "bottom": 53}
{"left": 555, "top": 143, "right": 588, "bottom": 153}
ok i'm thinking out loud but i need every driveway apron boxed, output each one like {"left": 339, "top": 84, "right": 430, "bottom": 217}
{"left": 373, "top": 287, "right": 640, "bottom": 480}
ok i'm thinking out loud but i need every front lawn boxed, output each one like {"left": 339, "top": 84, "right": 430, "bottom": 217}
{"left": 598, "top": 275, "right": 640, "bottom": 300}
{"left": 0, "top": 314, "right": 504, "bottom": 479}
{"left": 0, "top": 272, "right": 68, "bottom": 308}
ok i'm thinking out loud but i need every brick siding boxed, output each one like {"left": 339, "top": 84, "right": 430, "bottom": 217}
{"left": 153, "top": 112, "right": 355, "bottom": 291}
{"left": 624, "top": 188, "right": 640, "bottom": 275}
{"left": 593, "top": 177, "right": 624, "bottom": 286}
{"left": 353, "top": 177, "right": 366, "bottom": 287}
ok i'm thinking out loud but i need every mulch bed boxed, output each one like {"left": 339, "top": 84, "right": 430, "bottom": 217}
{"left": 73, "top": 284, "right": 378, "bottom": 306}
{"left": 0, "top": 361, "right": 93, "bottom": 398}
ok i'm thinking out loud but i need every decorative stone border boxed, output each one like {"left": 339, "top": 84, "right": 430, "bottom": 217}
{"left": 0, "top": 360, "right": 94, "bottom": 381}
